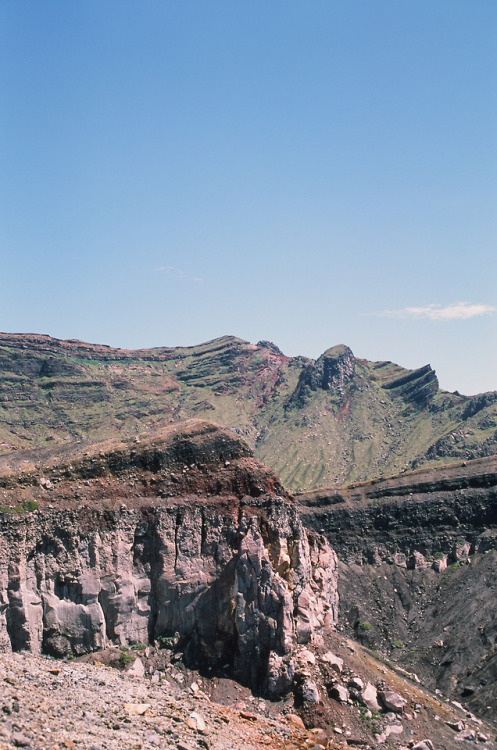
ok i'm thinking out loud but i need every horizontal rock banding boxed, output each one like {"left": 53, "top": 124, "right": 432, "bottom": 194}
{"left": 0, "top": 420, "right": 338, "bottom": 697}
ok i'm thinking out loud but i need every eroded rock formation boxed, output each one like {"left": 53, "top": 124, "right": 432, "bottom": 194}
{"left": 298, "top": 456, "right": 497, "bottom": 718}
{"left": 287, "top": 345, "right": 355, "bottom": 408}
{"left": 2, "top": 331, "right": 496, "bottom": 491}
{"left": 0, "top": 420, "right": 338, "bottom": 696}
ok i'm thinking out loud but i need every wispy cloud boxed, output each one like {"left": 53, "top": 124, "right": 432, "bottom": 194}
{"left": 154, "top": 266, "right": 204, "bottom": 283}
{"left": 369, "top": 302, "right": 496, "bottom": 321}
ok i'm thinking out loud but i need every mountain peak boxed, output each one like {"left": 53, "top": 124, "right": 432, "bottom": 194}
{"left": 320, "top": 344, "right": 354, "bottom": 360}
{"left": 287, "top": 344, "right": 355, "bottom": 408}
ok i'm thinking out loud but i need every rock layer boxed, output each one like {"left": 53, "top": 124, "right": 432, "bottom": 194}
{"left": 298, "top": 454, "right": 497, "bottom": 561}
{"left": 0, "top": 420, "right": 338, "bottom": 696}
{"left": 297, "top": 456, "right": 497, "bottom": 718}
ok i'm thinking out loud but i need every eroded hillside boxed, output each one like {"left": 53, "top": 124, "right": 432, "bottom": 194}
{"left": 1, "top": 332, "right": 496, "bottom": 490}
{"left": 1, "top": 421, "right": 495, "bottom": 749}
{"left": 298, "top": 456, "right": 497, "bottom": 721}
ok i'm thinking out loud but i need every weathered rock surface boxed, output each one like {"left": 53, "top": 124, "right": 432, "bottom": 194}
{"left": 360, "top": 682, "right": 382, "bottom": 712}
{"left": 287, "top": 345, "right": 355, "bottom": 407}
{"left": 328, "top": 684, "right": 349, "bottom": 704}
{"left": 298, "top": 455, "right": 497, "bottom": 719}
{"left": 379, "top": 690, "right": 407, "bottom": 713}
{"left": 0, "top": 420, "right": 338, "bottom": 697}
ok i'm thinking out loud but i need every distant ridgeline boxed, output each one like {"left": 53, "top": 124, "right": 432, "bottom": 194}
{"left": 0, "top": 332, "right": 496, "bottom": 490}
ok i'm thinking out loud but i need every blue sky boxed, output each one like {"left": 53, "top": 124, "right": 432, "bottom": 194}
{"left": 1, "top": 1, "right": 496, "bottom": 394}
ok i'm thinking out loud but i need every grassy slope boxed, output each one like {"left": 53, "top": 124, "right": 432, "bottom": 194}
{"left": 0, "top": 334, "right": 496, "bottom": 490}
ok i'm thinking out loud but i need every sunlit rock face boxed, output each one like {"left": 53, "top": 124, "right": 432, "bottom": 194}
{"left": 0, "top": 420, "right": 338, "bottom": 696}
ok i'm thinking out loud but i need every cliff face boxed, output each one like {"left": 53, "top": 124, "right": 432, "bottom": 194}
{"left": 287, "top": 345, "right": 356, "bottom": 408}
{"left": 0, "top": 420, "right": 337, "bottom": 697}
{"left": 298, "top": 457, "right": 497, "bottom": 718}
{"left": 298, "top": 455, "right": 497, "bottom": 562}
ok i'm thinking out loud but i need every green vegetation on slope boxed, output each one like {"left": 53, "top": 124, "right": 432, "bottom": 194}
{"left": 0, "top": 333, "right": 496, "bottom": 490}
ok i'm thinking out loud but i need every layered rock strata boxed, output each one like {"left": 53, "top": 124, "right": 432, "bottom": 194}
{"left": 298, "top": 455, "right": 497, "bottom": 562}
{"left": 2, "top": 331, "right": 496, "bottom": 491}
{"left": 0, "top": 420, "right": 338, "bottom": 696}
{"left": 298, "top": 456, "right": 497, "bottom": 717}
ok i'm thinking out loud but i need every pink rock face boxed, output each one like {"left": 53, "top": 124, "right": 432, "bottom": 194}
{"left": 432, "top": 557, "right": 447, "bottom": 572}
{"left": 0, "top": 421, "right": 339, "bottom": 698}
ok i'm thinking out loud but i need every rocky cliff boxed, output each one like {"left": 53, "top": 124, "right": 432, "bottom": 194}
{"left": 0, "top": 420, "right": 338, "bottom": 697}
{"left": 287, "top": 345, "right": 356, "bottom": 408}
{"left": 298, "top": 456, "right": 497, "bottom": 720}
{"left": 298, "top": 455, "right": 497, "bottom": 562}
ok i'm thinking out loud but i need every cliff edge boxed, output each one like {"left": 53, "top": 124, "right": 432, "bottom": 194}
{"left": 0, "top": 420, "right": 338, "bottom": 697}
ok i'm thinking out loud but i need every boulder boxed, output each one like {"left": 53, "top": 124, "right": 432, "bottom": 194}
{"left": 360, "top": 682, "right": 382, "bottom": 712}
{"left": 446, "top": 720, "right": 466, "bottom": 732}
{"left": 321, "top": 652, "right": 343, "bottom": 673}
{"left": 407, "top": 551, "right": 427, "bottom": 570}
{"left": 297, "top": 648, "right": 316, "bottom": 666}
{"left": 379, "top": 690, "right": 407, "bottom": 713}
{"left": 285, "top": 714, "right": 305, "bottom": 730}
{"left": 455, "top": 729, "right": 476, "bottom": 742}
{"left": 301, "top": 679, "right": 321, "bottom": 704}
{"left": 329, "top": 684, "right": 349, "bottom": 704}
{"left": 348, "top": 676, "right": 364, "bottom": 691}
{"left": 126, "top": 658, "right": 145, "bottom": 678}
{"left": 186, "top": 712, "right": 206, "bottom": 733}
{"left": 432, "top": 557, "right": 447, "bottom": 572}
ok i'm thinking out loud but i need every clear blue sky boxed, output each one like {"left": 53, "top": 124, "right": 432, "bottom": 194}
{"left": 1, "top": 1, "right": 496, "bottom": 394}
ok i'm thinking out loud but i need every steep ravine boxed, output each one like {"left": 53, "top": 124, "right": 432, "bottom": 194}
{"left": 298, "top": 455, "right": 497, "bottom": 720}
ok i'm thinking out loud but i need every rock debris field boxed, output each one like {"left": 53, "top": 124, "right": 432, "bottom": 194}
{"left": 0, "top": 652, "right": 316, "bottom": 750}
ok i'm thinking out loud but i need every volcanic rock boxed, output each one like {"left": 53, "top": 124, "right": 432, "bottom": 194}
{"left": 0, "top": 420, "right": 338, "bottom": 698}
{"left": 360, "top": 682, "right": 382, "bottom": 712}
{"left": 379, "top": 690, "right": 407, "bottom": 713}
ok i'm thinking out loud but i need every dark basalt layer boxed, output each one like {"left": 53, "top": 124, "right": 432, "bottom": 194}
{"left": 298, "top": 456, "right": 497, "bottom": 720}
{"left": 298, "top": 455, "right": 497, "bottom": 560}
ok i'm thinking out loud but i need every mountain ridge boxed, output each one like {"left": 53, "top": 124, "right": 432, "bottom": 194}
{"left": 1, "top": 331, "right": 496, "bottom": 490}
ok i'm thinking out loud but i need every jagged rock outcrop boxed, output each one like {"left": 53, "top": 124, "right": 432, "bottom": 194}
{"left": 0, "top": 420, "right": 338, "bottom": 697}
{"left": 381, "top": 363, "right": 438, "bottom": 408}
{"left": 288, "top": 345, "right": 355, "bottom": 408}
{"left": 256, "top": 340, "right": 285, "bottom": 356}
